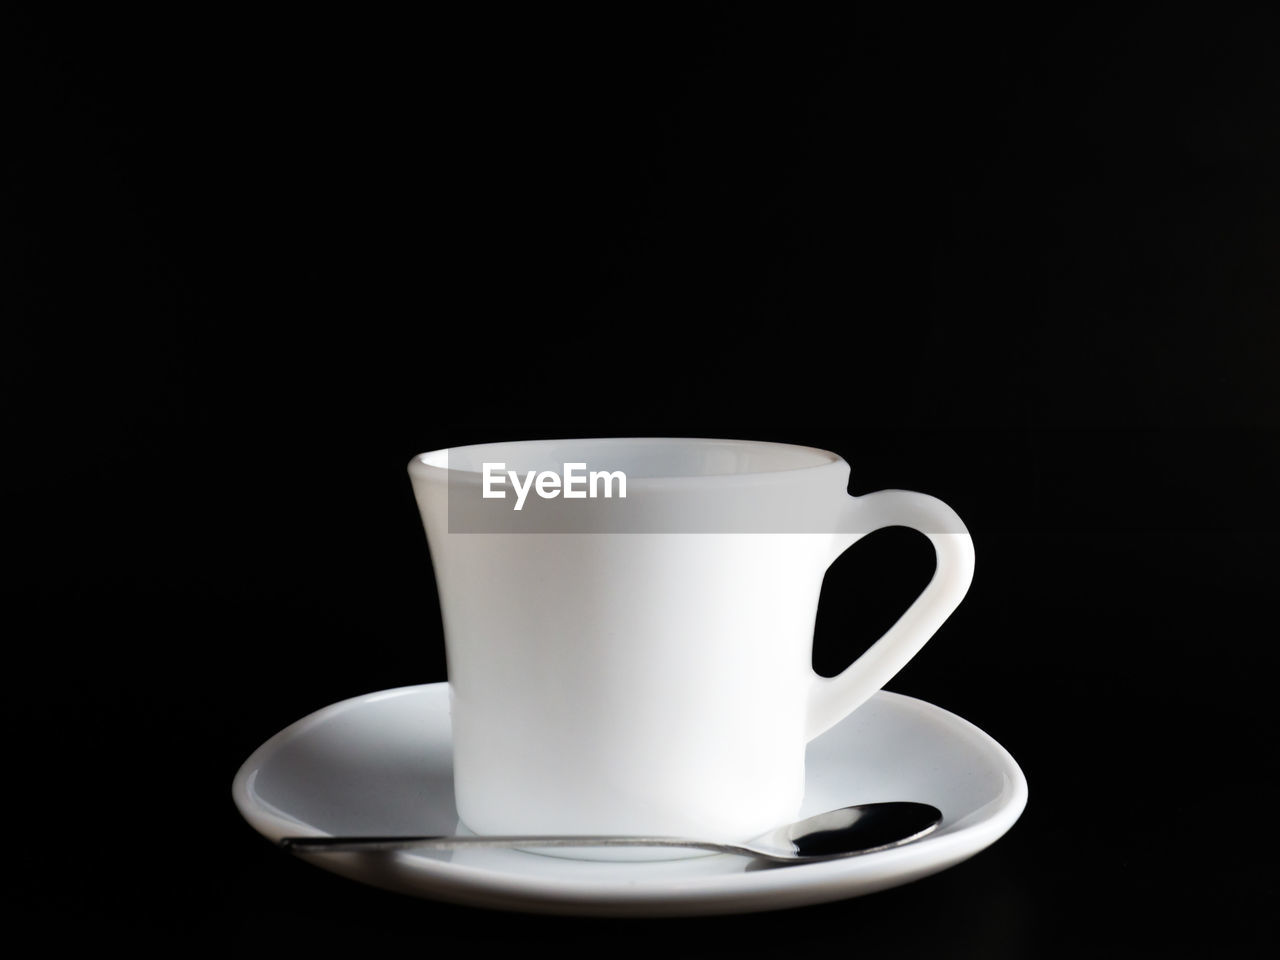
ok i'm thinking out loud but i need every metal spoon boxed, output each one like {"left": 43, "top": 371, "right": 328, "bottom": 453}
{"left": 278, "top": 801, "right": 942, "bottom": 864}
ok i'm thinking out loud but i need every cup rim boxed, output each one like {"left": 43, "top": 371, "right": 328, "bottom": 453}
{"left": 408, "top": 437, "right": 848, "bottom": 487}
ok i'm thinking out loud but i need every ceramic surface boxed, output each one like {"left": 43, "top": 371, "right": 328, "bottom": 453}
{"left": 409, "top": 438, "right": 975, "bottom": 840}
{"left": 232, "top": 683, "right": 1027, "bottom": 917}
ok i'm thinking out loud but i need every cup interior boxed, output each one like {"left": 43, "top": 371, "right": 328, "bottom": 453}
{"left": 417, "top": 438, "right": 838, "bottom": 479}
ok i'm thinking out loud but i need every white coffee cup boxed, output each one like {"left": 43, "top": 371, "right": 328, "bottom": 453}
{"left": 408, "top": 438, "right": 974, "bottom": 846}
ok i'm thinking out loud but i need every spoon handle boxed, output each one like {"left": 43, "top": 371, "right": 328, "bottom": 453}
{"left": 279, "top": 834, "right": 736, "bottom": 855}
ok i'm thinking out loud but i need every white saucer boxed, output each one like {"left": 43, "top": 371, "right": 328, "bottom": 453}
{"left": 232, "top": 683, "right": 1027, "bottom": 917}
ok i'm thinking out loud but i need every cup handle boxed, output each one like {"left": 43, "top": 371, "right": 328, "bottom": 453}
{"left": 806, "top": 490, "right": 976, "bottom": 740}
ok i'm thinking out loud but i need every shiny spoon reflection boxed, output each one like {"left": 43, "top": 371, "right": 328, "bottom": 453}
{"left": 278, "top": 801, "right": 943, "bottom": 865}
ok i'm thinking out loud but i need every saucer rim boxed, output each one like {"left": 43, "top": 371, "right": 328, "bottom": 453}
{"left": 232, "top": 683, "right": 1028, "bottom": 914}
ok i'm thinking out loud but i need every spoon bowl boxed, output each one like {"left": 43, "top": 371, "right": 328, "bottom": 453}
{"left": 278, "top": 801, "right": 943, "bottom": 865}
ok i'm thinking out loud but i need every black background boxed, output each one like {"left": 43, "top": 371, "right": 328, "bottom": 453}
{"left": 7, "top": 4, "right": 1278, "bottom": 953}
